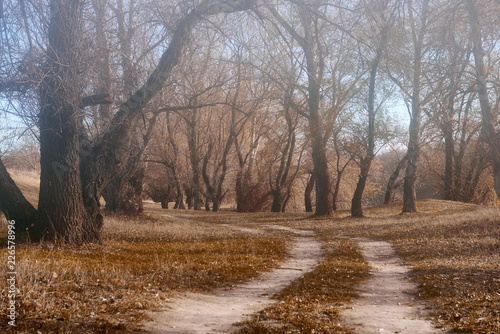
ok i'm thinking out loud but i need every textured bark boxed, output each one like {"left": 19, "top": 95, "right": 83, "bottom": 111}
{"left": 0, "top": 157, "right": 36, "bottom": 231}
{"left": 36, "top": 0, "right": 102, "bottom": 243}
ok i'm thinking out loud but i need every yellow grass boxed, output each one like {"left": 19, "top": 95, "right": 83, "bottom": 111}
{"left": 0, "top": 169, "right": 498, "bottom": 333}
{"left": 0, "top": 210, "right": 289, "bottom": 333}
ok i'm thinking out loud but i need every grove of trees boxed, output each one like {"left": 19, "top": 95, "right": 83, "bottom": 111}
{"left": 0, "top": 0, "right": 499, "bottom": 244}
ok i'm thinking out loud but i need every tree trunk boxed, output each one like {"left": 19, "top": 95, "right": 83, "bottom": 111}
{"left": 402, "top": 0, "right": 428, "bottom": 213}
{"left": 161, "top": 196, "right": 169, "bottom": 209}
{"left": 268, "top": 5, "right": 332, "bottom": 216}
{"left": 0, "top": 157, "right": 36, "bottom": 231}
{"left": 270, "top": 109, "right": 296, "bottom": 213}
{"left": 36, "top": 0, "right": 102, "bottom": 243}
{"left": 442, "top": 114, "right": 454, "bottom": 200}
{"left": 384, "top": 154, "right": 408, "bottom": 205}
{"left": 351, "top": 161, "right": 369, "bottom": 218}
{"left": 351, "top": 23, "right": 387, "bottom": 217}
{"left": 466, "top": 0, "right": 500, "bottom": 200}
{"left": 304, "top": 174, "right": 314, "bottom": 212}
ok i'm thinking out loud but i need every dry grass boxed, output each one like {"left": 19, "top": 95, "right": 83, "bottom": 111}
{"left": 280, "top": 200, "right": 500, "bottom": 333}
{"left": 0, "top": 208, "right": 289, "bottom": 333}
{"left": 239, "top": 238, "right": 369, "bottom": 333}
{"left": 0, "top": 170, "right": 498, "bottom": 334}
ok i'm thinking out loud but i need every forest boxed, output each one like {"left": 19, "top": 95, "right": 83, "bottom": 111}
{"left": 1, "top": 0, "right": 500, "bottom": 244}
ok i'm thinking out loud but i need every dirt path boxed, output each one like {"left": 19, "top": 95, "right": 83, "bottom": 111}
{"left": 342, "top": 237, "right": 446, "bottom": 334}
{"left": 142, "top": 225, "right": 323, "bottom": 333}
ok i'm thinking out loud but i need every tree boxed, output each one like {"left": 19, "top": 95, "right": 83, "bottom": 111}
{"left": 0, "top": 0, "right": 257, "bottom": 243}
{"left": 264, "top": 2, "right": 333, "bottom": 215}
{"left": 465, "top": 0, "right": 500, "bottom": 200}
{"left": 388, "top": 0, "right": 436, "bottom": 213}
{"left": 351, "top": 0, "right": 395, "bottom": 217}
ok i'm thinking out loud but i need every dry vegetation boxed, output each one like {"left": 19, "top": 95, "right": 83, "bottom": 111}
{"left": 239, "top": 238, "right": 369, "bottom": 333}
{"left": 0, "top": 171, "right": 499, "bottom": 333}
{"left": 0, "top": 205, "right": 289, "bottom": 333}
{"left": 281, "top": 200, "right": 500, "bottom": 334}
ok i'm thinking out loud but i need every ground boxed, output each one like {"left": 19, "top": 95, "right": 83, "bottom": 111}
{"left": 0, "top": 171, "right": 499, "bottom": 333}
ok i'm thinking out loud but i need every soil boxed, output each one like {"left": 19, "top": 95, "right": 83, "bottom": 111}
{"left": 142, "top": 228, "right": 445, "bottom": 334}
{"left": 342, "top": 237, "right": 447, "bottom": 333}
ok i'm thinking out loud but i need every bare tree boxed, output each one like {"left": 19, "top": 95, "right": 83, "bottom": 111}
{"left": 465, "top": 0, "right": 500, "bottom": 200}
{"left": 0, "top": 0, "right": 257, "bottom": 243}
{"left": 351, "top": 0, "right": 395, "bottom": 217}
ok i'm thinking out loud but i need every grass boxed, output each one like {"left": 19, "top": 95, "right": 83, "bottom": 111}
{"left": 0, "top": 170, "right": 498, "bottom": 333}
{"left": 280, "top": 200, "right": 500, "bottom": 333}
{"left": 239, "top": 238, "right": 369, "bottom": 333}
{"left": 0, "top": 209, "right": 289, "bottom": 333}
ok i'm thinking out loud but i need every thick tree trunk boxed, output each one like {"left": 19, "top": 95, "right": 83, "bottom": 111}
{"left": 104, "top": 166, "right": 144, "bottom": 215}
{"left": 0, "top": 157, "right": 36, "bottom": 231}
{"left": 36, "top": 0, "right": 102, "bottom": 243}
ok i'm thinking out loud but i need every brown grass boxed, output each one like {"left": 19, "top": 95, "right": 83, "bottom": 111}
{"left": 1, "top": 170, "right": 498, "bottom": 334}
{"left": 0, "top": 208, "right": 289, "bottom": 333}
{"left": 280, "top": 200, "right": 500, "bottom": 333}
{"left": 239, "top": 238, "right": 369, "bottom": 333}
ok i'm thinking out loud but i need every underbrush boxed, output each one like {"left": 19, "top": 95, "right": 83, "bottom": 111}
{"left": 0, "top": 212, "right": 288, "bottom": 333}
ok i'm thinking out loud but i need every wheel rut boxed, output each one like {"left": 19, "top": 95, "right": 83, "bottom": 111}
{"left": 142, "top": 225, "right": 323, "bottom": 333}
{"left": 342, "top": 237, "right": 447, "bottom": 333}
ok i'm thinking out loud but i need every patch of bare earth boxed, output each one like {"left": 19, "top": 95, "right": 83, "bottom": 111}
{"left": 142, "top": 225, "right": 323, "bottom": 333}
{"left": 342, "top": 237, "right": 446, "bottom": 334}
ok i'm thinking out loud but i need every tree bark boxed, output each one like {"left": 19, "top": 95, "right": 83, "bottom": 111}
{"left": 304, "top": 174, "right": 315, "bottom": 212}
{"left": 0, "top": 157, "right": 36, "bottom": 231}
{"left": 36, "top": 0, "right": 102, "bottom": 243}
{"left": 384, "top": 154, "right": 408, "bottom": 205}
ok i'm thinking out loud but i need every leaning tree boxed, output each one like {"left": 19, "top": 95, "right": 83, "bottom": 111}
{"left": 0, "top": 0, "right": 258, "bottom": 244}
